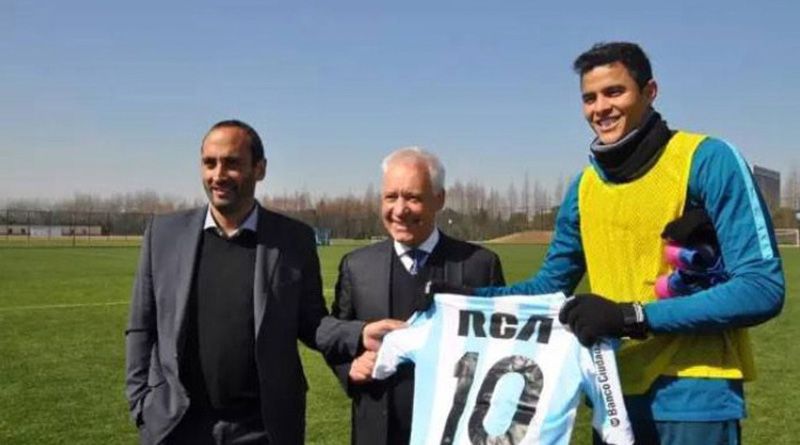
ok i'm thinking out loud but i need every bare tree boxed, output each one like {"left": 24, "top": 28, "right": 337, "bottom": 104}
{"left": 506, "top": 182, "right": 519, "bottom": 215}
{"left": 448, "top": 180, "right": 466, "bottom": 213}
{"left": 486, "top": 187, "right": 502, "bottom": 219}
{"left": 553, "top": 175, "right": 568, "bottom": 206}
{"left": 783, "top": 162, "right": 800, "bottom": 210}
{"left": 533, "top": 180, "right": 549, "bottom": 211}
{"left": 522, "top": 172, "right": 531, "bottom": 220}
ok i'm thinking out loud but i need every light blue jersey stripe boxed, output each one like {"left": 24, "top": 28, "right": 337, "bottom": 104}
{"left": 725, "top": 141, "right": 774, "bottom": 260}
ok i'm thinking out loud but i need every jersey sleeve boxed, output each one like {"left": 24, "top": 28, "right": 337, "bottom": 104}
{"left": 475, "top": 174, "right": 587, "bottom": 297}
{"left": 579, "top": 341, "right": 634, "bottom": 445}
{"left": 372, "top": 310, "right": 432, "bottom": 380}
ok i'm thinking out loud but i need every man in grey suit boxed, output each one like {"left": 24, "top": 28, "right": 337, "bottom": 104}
{"left": 125, "top": 120, "right": 402, "bottom": 445}
{"left": 327, "top": 147, "right": 506, "bottom": 445}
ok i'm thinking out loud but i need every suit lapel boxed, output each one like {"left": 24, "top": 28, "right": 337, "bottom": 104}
{"left": 175, "top": 208, "right": 205, "bottom": 354}
{"left": 254, "top": 206, "right": 280, "bottom": 338}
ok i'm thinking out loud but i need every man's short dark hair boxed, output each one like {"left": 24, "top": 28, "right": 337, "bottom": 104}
{"left": 573, "top": 42, "right": 653, "bottom": 89}
{"left": 203, "top": 119, "right": 265, "bottom": 164}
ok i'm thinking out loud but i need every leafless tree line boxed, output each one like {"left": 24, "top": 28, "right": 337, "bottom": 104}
{"left": 264, "top": 175, "right": 569, "bottom": 240}
{"left": 3, "top": 164, "right": 798, "bottom": 241}
{"left": 1, "top": 176, "right": 567, "bottom": 240}
{"left": 0, "top": 191, "right": 201, "bottom": 238}
{"left": 2, "top": 191, "right": 201, "bottom": 214}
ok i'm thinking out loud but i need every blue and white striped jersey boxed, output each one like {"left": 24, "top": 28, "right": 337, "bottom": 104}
{"left": 373, "top": 293, "right": 634, "bottom": 445}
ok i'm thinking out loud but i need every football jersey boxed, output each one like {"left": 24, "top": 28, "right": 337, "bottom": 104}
{"left": 372, "top": 292, "right": 634, "bottom": 445}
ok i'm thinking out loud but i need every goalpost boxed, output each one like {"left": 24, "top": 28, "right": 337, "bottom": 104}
{"left": 775, "top": 228, "right": 800, "bottom": 247}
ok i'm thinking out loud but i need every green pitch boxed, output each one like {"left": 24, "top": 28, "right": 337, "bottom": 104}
{"left": 0, "top": 244, "right": 797, "bottom": 444}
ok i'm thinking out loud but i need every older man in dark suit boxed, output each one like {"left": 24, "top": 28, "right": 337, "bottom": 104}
{"left": 327, "top": 147, "right": 505, "bottom": 445}
{"left": 125, "top": 120, "right": 400, "bottom": 445}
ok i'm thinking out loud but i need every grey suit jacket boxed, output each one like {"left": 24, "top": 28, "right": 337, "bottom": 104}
{"left": 125, "top": 205, "right": 363, "bottom": 445}
{"left": 326, "top": 233, "right": 505, "bottom": 445}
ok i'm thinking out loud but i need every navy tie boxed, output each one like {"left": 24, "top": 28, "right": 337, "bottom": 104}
{"left": 408, "top": 249, "right": 428, "bottom": 276}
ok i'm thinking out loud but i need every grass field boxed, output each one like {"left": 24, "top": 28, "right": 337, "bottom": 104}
{"left": 0, "top": 243, "right": 797, "bottom": 444}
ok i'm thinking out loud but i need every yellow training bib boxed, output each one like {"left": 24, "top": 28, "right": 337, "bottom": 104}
{"left": 578, "top": 131, "right": 754, "bottom": 395}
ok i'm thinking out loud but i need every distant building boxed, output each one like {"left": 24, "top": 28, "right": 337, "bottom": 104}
{"left": 2, "top": 224, "right": 103, "bottom": 237}
{"left": 753, "top": 165, "right": 780, "bottom": 211}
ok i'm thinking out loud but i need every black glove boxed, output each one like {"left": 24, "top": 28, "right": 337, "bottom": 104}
{"left": 559, "top": 293, "right": 647, "bottom": 347}
{"left": 661, "top": 208, "right": 719, "bottom": 248}
{"left": 417, "top": 280, "right": 476, "bottom": 312}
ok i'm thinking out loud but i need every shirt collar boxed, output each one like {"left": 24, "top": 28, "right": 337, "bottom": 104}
{"left": 204, "top": 204, "right": 259, "bottom": 238}
{"left": 589, "top": 108, "right": 655, "bottom": 153}
{"left": 393, "top": 228, "right": 440, "bottom": 258}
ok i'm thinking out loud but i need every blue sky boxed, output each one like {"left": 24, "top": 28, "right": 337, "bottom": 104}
{"left": 1, "top": 0, "right": 798, "bottom": 204}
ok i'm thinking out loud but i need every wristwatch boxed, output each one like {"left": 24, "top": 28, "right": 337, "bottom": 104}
{"left": 621, "top": 302, "right": 648, "bottom": 339}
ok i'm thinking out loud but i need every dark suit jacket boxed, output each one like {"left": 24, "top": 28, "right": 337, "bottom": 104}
{"left": 328, "top": 233, "right": 505, "bottom": 445}
{"left": 125, "top": 205, "right": 362, "bottom": 445}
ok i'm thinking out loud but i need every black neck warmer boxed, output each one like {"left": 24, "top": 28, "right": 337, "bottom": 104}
{"left": 590, "top": 110, "right": 674, "bottom": 183}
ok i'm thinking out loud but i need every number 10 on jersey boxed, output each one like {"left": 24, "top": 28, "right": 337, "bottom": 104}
{"left": 440, "top": 352, "right": 544, "bottom": 445}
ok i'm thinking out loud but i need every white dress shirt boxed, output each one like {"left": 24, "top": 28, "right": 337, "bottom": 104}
{"left": 203, "top": 205, "right": 259, "bottom": 238}
{"left": 393, "top": 228, "right": 440, "bottom": 273}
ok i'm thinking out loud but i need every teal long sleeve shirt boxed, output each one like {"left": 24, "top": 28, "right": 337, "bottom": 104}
{"left": 476, "top": 136, "right": 785, "bottom": 421}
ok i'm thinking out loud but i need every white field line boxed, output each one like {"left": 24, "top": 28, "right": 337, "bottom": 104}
{"left": 1, "top": 288, "right": 337, "bottom": 311}
{"left": 0, "top": 301, "right": 129, "bottom": 311}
